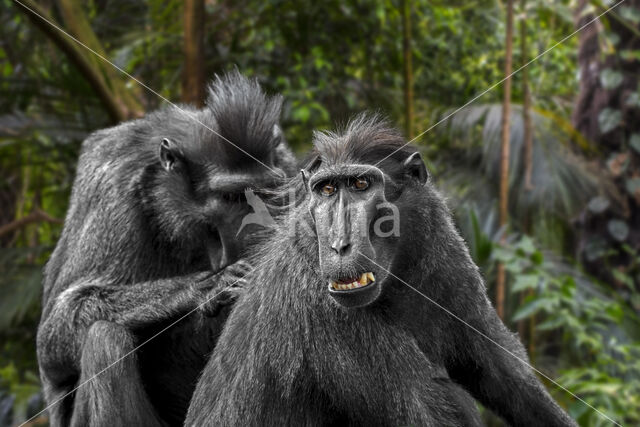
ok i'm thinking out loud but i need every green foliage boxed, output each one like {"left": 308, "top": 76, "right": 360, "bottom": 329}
{"left": 599, "top": 68, "right": 623, "bottom": 90}
{"left": 457, "top": 205, "right": 640, "bottom": 426}
{"left": 598, "top": 108, "right": 622, "bottom": 134}
{"left": 1, "top": 1, "right": 638, "bottom": 425}
{"left": 0, "top": 363, "right": 40, "bottom": 423}
{"left": 437, "top": 103, "right": 604, "bottom": 256}
{"left": 492, "top": 235, "right": 640, "bottom": 426}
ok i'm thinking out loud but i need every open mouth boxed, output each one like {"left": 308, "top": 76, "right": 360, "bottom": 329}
{"left": 327, "top": 271, "right": 381, "bottom": 308}
{"left": 330, "top": 272, "right": 375, "bottom": 291}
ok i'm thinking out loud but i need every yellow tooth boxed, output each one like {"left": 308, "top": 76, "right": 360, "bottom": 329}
{"left": 359, "top": 274, "right": 368, "bottom": 285}
{"left": 367, "top": 272, "right": 375, "bottom": 282}
{"left": 351, "top": 281, "right": 358, "bottom": 288}
{"left": 331, "top": 282, "right": 337, "bottom": 289}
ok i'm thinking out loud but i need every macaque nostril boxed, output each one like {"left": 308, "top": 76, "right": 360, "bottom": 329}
{"left": 331, "top": 240, "right": 351, "bottom": 256}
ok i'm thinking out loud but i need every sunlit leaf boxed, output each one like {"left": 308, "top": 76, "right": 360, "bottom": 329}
{"left": 588, "top": 196, "right": 610, "bottom": 214}
{"left": 598, "top": 108, "right": 622, "bottom": 134}
{"left": 626, "top": 91, "right": 640, "bottom": 108}
{"left": 537, "top": 315, "right": 565, "bottom": 331}
{"left": 625, "top": 178, "right": 640, "bottom": 198}
{"left": 607, "top": 219, "right": 629, "bottom": 242}
{"left": 600, "top": 68, "right": 623, "bottom": 90}
{"left": 511, "top": 274, "right": 539, "bottom": 292}
{"left": 512, "top": 298, "right": 556, "bottom": 322}
{"left": 620, "top": 6, "right": 640, "bottom": 24}
{"left": 630, "top": 134, "right": 640, "bottom": 154}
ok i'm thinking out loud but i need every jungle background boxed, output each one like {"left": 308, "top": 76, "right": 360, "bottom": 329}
{"left": 1, "top": 0, "right": 640, "bottom": 425}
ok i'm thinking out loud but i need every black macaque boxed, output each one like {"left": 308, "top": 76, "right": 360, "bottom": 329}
{"left": 37, "top": 72, "right": 296, "bottom": 427}
{"left": 185, "top": 114, "right": 576, "bottom": 426}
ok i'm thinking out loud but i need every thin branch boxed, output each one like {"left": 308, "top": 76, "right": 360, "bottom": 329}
{"left": 0, "top": 209, "right": 62, "bottom": 239}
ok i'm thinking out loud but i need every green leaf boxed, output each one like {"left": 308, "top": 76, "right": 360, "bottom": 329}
{"left": 607, "top": 219, "right": 629, "bottom": 241}
{"left": 530, "top": 250, "right": 543, "bottom": 266}
{"left": 598, "top": 108, "right": 622, "bottom": 134}
{"left": 621, "top": 50, "right": 640, "bottom": 62}
{"left": 568, "top": 399, "right": 591, "bottom": 421}
{"left": 620, "top": 6, "right": 640, "bottom": 24}
{"left": 491, "top": 247, "right": 513, "bottom": 263}
{"left": 603, "top": 30, "right": 621, "bottom": 47}
{"left": 515, "top": 235, "right": 536, "bottom": 255}
{"left": 630, "top": 134, "right": 640, "bottom": 153}
{"left": 292, "top": 105, "right": 310, "bottom": 122}
{"left": 511, "top": 274, "right": 539, "bottom": 292}
{"left": 512, "top": 298, "right": 555, "bottom": 322}
{"left": 537, "top": 315, "right": 565, "bottom": 331}
{"left": 588, "top": 196, "right": 610, "bottom": 214}
{"left": 626, "top": 91, "right": 640, "bottom": 108}
{"left": 612, "top": 268, "right": 634, "bottom": 289}
{"left": 625, "top": 178, "right": 640, "bottom": 196}
{"left": 600, "top": 68, "right": 624, "bottom": 90}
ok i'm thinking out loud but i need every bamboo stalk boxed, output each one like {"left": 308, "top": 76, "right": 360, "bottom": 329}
{"left": 496, "top": 0, "right": 515, "bottom": 321}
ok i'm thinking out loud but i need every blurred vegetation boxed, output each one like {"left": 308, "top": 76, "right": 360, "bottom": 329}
{"left": 1, "top": 0, "right": 639, "bottom": 425}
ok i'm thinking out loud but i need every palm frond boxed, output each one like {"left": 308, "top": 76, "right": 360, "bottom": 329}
{"left": 0, "top": 247, "right": 44, "bottom": 329}
{"left": 434, "top": 103, "right": 612, "bottom": 235}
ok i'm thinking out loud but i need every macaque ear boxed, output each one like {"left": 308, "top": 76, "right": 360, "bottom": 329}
{"left": 159, "top": 138, "right": 182, "bottom": 171}
{"left": 403, "top": 152, "right": 429, "bottom": 185}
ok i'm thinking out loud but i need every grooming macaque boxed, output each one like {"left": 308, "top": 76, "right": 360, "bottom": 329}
{"left": 37, "top": 72, "right": 295, "bottom": 426}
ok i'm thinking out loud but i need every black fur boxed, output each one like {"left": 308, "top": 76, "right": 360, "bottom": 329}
{"left": 37, "top": 73, "right": 295, "bottom": 426}
{"left": 198, "top": 70, "right": 285, "bottom": 166}
{"left": 186, "top": 115, "right": 575, "bottom": 426}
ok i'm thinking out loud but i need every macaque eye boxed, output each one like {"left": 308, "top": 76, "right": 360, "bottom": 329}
{"left": 353, "top": 178, "right": 369, "bottom": 191}
{"left": 221, "top": 192, "right": 246, "bottom": 203}
{"left": 321, "top": 183, "right": 337, "bottom": 196}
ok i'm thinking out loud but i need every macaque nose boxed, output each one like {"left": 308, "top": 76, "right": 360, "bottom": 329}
{"left": 331, "top": 238, "right": 351, "bottom": 256}
{"left": 330, "top": 190, "right": 352, "bottom": 256}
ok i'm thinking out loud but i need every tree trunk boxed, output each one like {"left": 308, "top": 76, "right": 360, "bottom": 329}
{"left": 521, "top": 0, "right": 533, "bottom": 192}
{"left": 401, "top": 0, "right": 414, "bottom": 139}
{"left": 518, "top": 0, "right": 536, "bottom": 352}
{"left": 54, "top": 0, "right": 144, "bottom": 118}
{"left": 182, "top": 0, "right": 206, "bottom": 107}
{"left": 14, "top": 0, "right": 130, "bottom": 123}
{"left": 496, "top": 0, "right": 514, "bottom": 321}
{"left": 573, "top": 0, "right": 640, "bottom": 292}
